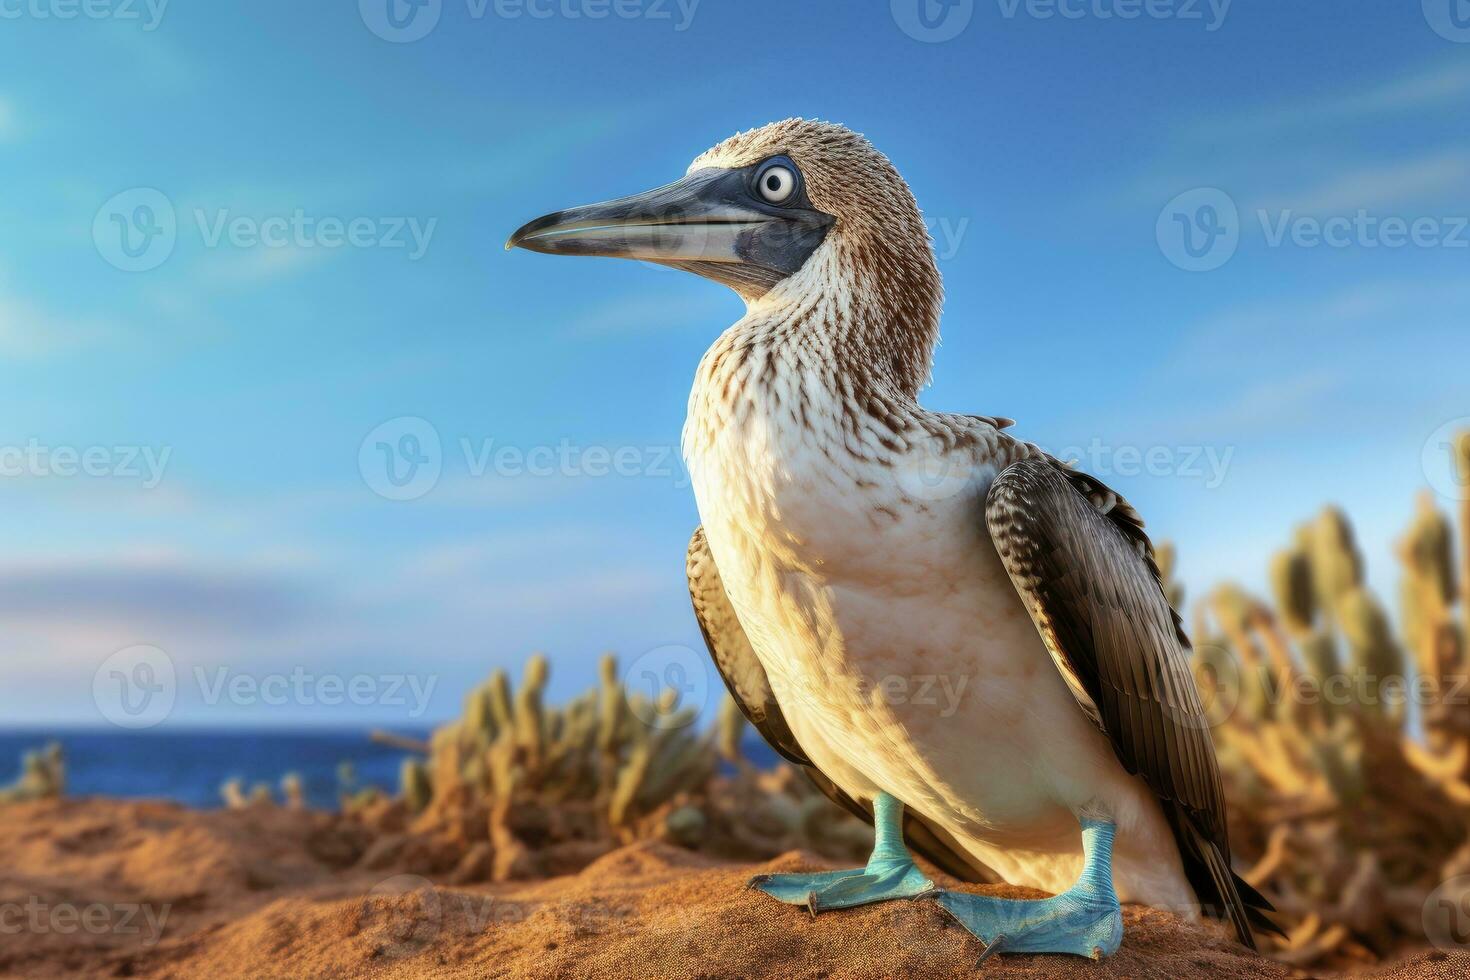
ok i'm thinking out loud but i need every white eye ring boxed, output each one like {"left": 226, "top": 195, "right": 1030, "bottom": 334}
{"left": 757, "top": 165, "right": 797, "bottom": 204}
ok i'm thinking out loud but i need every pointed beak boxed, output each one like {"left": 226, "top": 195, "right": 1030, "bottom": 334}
{"left": 505, "top": 167, "right": 833, "bottom": 297}
{"left": 505, "top": 168, "right": 776, "bottom": 263}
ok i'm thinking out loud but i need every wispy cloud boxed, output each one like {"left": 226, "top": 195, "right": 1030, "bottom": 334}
{"left": 0, "top": 555, "right": 318, "bottom": 634}
{"left": 1190, "top": 62, "right": 1470, "bottom": 138}
{"left": 1180, "top": 279, "right": 1470, "bottom": 355}
{"left": 195, "top": 241, "right": 331, "bottom": 287}
{"left": 0, "top": 294, "right": 122, "bottom": 358}
{"left": 1250, "top": 148, "right": 1470, "bottom": 212}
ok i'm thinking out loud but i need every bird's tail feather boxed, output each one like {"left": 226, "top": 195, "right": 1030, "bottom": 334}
{"left": 1166, "top": 807, "right": 1279, "bottom": 950}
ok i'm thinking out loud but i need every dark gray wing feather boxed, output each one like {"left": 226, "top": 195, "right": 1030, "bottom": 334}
{"left": 985, "top": 457, "right": 1277, "bottom": 948}
{"left": 687, "top": 527, "right": 994, "bottom": 884}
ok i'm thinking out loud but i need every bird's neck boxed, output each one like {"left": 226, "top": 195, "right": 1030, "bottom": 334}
{"left": 683, "top": 236, "right": 941, "bottom": 464}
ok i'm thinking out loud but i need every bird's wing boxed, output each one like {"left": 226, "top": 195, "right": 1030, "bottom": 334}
{"left": 687, "top": 526, "right": 995, "bottom": 883}
{"left": 984, "top": 457, "right": 1277, "bottom": 948}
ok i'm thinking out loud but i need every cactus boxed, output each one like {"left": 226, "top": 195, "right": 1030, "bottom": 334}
{"left": 400, "top": 759, "right": 432, "bottom": 814}
{"left": 1337, "top": 587, "right": 1404, "bottom": 718}
{"left": 716, "top": 694, "right": 746, "bottom": 766}
{"left": 1270, "top": 545, "right": 1316, "bottom": 636}
{"left": 464, "top": 682, "right": 497, "bottom": 744}
{"left": 281, "top": 772, "right": 305, "bottom": 810}
{"left": 1156, "top": 540, "right": 1184, "bottom": 610}
{"left": 1192, "top": 443, "right": 1470, "bottom": 967}
{"left": 221, "top": 778, "right": 247, "bottom": 809}
{"left": 1308, "top": 507, "right": 1363, "bottom": 620}
{"left": 514, "top": 653, "right": 550, "bottom": 772}
{"left": 0, "top": 743, "right": 64, "bottom": 804}
{"left": 486, "top": 670, "right": 513, "bottom": 732}
{"left": 377, "top": 648, "right": 869, "bottom": 885}
{"left": 1456, "top": 432, "right": 1470, "bottom": 620}
{"left": 400, "top": 760, "right": 433, "bottom": 813}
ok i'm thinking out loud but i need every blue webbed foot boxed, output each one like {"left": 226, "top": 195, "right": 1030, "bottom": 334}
{"left": 937, "top": 818, "right": 1124, "bottom": 962}
{"left": 749, "top": 861, "right": 935, "bottom": 914}
{"left": 747, "top": 792, "right": 935, "bottom": 915}
{"left": 938, "top": 886, "right": 1122, "bottom": 961}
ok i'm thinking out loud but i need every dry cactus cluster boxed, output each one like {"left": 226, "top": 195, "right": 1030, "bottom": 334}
{"left": 0, "top": 742, "right": 63, "bottom": 804}
{"left": 344, "top": 653, "right": 871, "bottom": 884}
{"left": 1178, "top": 431, "right": 1470, "bottom": 967}
{"left": 13, "top": 433, "right": 1470, "bottom": 970}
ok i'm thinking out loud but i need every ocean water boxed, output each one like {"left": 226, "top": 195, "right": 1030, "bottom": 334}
{"left": 0, "top": 728, "right": 781, "bottom": 810}
{"left": 0, "top": 729, "right": 430, "bottom": 810}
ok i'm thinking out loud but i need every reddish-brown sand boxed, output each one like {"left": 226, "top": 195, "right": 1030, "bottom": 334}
{"left": 1, "top": 799, "right": 1464, "bottom": 979}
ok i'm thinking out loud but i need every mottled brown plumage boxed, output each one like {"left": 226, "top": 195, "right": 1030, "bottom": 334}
{"left": 984, "top": 458, "right": 1278, "bottom": 943}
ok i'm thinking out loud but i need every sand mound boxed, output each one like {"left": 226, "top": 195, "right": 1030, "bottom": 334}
{"left": 0, "top": 799, "right": 1463, "bottom": 978}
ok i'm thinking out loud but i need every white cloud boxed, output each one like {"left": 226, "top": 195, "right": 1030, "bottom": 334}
{"left": 0, "top": 294, "right": 121, "bottom": 358}
{"left": 1192, "top": 63, "right": 1470, "bottom": 138}
{"left": 1251, "top": 149, "right": 1470, "bottom": 213}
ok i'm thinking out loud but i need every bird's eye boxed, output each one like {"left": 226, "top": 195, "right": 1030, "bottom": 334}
{"left": 757, "top": 164, "right": 798, "bottom": 204}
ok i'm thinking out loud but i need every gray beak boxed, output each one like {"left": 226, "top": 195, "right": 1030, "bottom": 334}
{"left": 506, "top": 166, "right": 833, "bottom": 297}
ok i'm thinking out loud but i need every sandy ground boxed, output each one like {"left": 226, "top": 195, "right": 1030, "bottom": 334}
{"left": 0, "top": 799, "right": 1465, "bottom": 979}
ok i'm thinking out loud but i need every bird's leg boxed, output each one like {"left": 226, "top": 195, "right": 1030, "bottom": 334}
{"left": 937, "top": 817, "right": 1123, "bottom": 961}
{"left": 747, "top": 792, "right": 935, "bottom": 913}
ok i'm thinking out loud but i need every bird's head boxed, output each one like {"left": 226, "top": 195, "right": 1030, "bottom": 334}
{"left": 507, "top": 121, "right": 942, "bottom": 389}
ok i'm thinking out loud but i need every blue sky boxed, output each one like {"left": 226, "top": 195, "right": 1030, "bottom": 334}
{"left": 1, "top": 1, "right": 1468, "bottom": 727}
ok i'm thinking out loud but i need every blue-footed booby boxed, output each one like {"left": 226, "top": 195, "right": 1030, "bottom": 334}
{"left": 507, "top": 119, "right": 1276, "bottom": 960}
